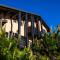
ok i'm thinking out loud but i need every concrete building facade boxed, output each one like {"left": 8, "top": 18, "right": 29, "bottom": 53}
{"left": 0, "top": 6, "right": 50, "bottom": 47}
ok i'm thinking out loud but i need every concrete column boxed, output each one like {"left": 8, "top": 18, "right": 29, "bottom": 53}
{"left": 31, "top": 14, "right": 34, "bottom": 45}
{"left": 0, "top": 19, "right": 2, "bottom": 28}
{"left": 36, "top": 17, "right": 42, "bottom": 33}
{"left": 24, "top": 13, "right": 28, "bottom": 47}
{"left": 38, "top": 20, "right": 41, "bottom": 32}
{"left": 10, "top": 19, "right": 13, "bottom": 37}
{"left": 0, "top": 13, "right": 3, "bottom": 28}
{"left": 18, "top": 12, "right": 21, "bottom": 40}
{"left": 36, "top": 18, "right": 39, "bottom": 34}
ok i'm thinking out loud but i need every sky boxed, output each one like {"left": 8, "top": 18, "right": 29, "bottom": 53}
{"left": 0, "top": 0, "right": 60, "bottom": 29}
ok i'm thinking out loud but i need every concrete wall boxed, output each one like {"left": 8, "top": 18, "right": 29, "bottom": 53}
{"left": 3, "top": 19, "right": 18, "bottom": 33}
{"left": 20, "top": 21, "right": 25, "bottom": 36}
{"left": 3, "top": 19, "right": 25, "bottom": 36}
{"left": 2, "top": 19, "right": 47, "bottom": 37}
{"left": 42, "top": 24, "right": 47, "bottom": 32}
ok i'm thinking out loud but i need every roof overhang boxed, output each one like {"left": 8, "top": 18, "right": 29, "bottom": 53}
{"left": 0, "top": 5, "right": 50, "bottom": 32}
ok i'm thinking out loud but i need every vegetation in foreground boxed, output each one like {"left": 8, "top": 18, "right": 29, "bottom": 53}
{"left": 0, "top": 26, "right": 60, "bottom": 60}
{"left": 32, "top": 26, "right": 60, "bottom": 60}
{"left": 0, "top": 28, "right": 35, "bottom": 60}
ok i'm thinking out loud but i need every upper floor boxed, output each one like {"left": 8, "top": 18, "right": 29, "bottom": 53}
{"left": 0, "top": 5, "right": 50, "bottom": 37}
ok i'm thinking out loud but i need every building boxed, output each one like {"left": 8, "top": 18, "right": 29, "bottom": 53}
{"left": 0, "top": 5, "right": 50, "bottom": 47}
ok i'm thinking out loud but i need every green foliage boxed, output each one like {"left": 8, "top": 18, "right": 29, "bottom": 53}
{"left": 0, "top": 28, "right": 35, "bottom": 60}
{"left": 38, "top": 55, "right": 50, "bottom": 60}
{"left": 1, "top": 26, "right": 60, "bottom": 60}
{"left": 32, "top": 27, "right": 60, "bottom": 60}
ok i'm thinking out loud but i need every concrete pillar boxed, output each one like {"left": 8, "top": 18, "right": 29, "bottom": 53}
{"left": 10, "top": 19, "right": 13, "bottom": 37}
{"left": 24, "top": 13, "right": 28, "bottom": 47}
{"left": 38, "top": 20, "right": 41, "bottom": 32}
{"left": 0, "top": 19, "right": 2, "bottom": 28}
{"left": 0, "top": 13, "right": 3, "bottom": 28}
{"left": 36, "top": 18, "right": 39, "bottom": 35}
{"left": 31, "top": 14, "right": 34, "bottom": 45}
{"left": 18, "top": 12, "right": 21, "bottom": 40}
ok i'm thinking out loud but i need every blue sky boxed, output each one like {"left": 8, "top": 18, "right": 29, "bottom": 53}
{"left": 0, "top": 0, "right": 60, "bottom": 29}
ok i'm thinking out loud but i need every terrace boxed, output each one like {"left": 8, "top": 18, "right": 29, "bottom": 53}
{"left": 0, "top": 5, "right": 50, "bottom": 48}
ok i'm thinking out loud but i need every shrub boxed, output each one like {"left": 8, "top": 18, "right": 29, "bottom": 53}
{"left": 0, "top": 28, "right": 35, "bottom": 60}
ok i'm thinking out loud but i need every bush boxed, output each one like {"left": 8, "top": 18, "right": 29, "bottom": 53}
{"left": 0, "top": 28, "right": 35, "bottom": 60}
{"left": 32, "top": 27, "right": 60, "bottom": 60}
